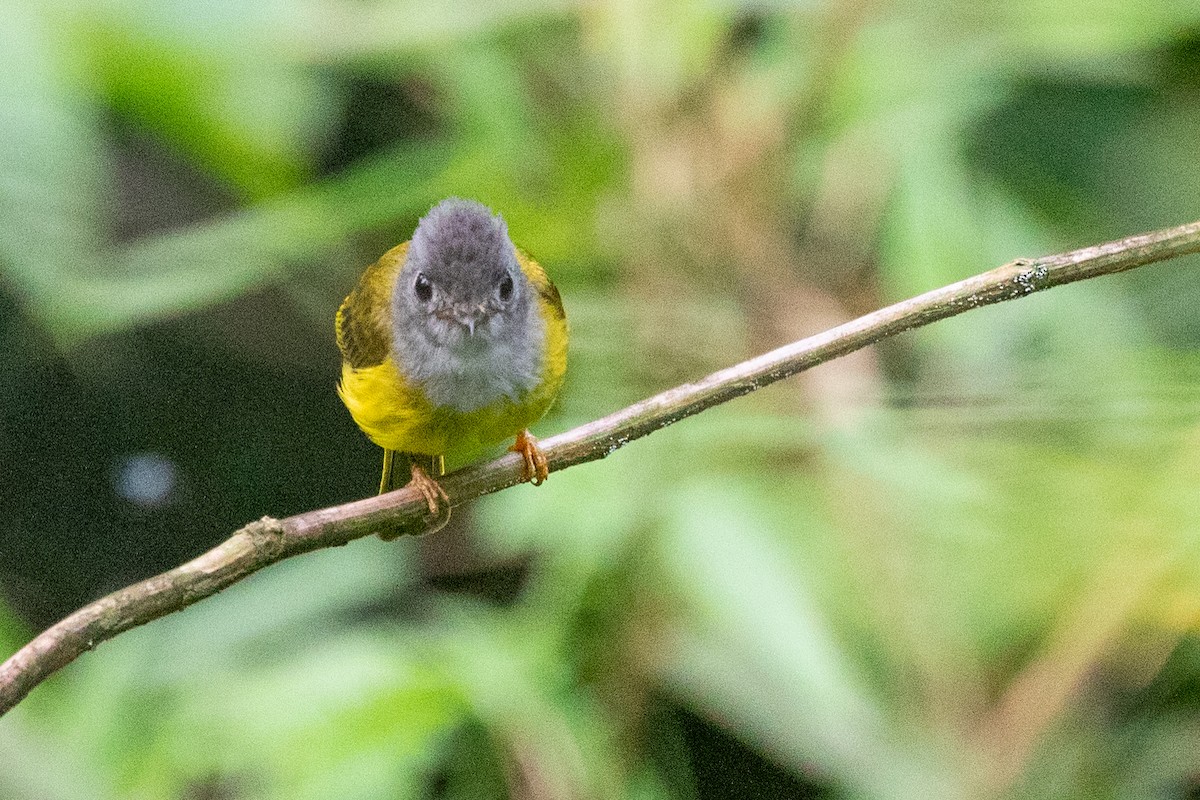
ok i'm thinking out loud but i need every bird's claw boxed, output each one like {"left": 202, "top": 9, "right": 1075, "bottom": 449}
{"left": 510, "top": 430, "right": 549, "bottom": 485}
{"left": 380, "top": 463, "right": 450, "bottom": 540}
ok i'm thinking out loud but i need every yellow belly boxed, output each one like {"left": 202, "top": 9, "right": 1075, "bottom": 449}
{"left": 338, "top": 345, "right": 565, "bottom": 456}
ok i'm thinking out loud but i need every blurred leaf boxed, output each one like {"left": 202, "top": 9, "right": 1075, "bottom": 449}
{"left": 168, "top": 633, "right": 463, "bottom": 800}
{"left": 36, "top": 139, "right": 460, "bottom": 340}
{"left": 587, "top": 0, "right": 728, "bottom": 106}
{"left": 0, "top": 718, "right": 119, "bottom": 800}
{"left": 72, "top": 0, "right": 338, "bottom": 197}
{"left": 0, "top": 1, "right": 109, "bottom": 300}
{"left": 972, "top": 0, "right": 1200, "bottom": 57}
{"left": 432, "top": 600, "right": 666, "bottom": 800}
{"left": 654, "top": 477, "right": 967, "bottom": 799}
{"left": 294, "top": 0, "right": 582, "bottom": 62}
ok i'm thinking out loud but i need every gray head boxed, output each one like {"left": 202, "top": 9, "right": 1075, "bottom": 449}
{"left": 392, "top": 198, "right": 544, "bottom": 411}
{"left": 398, "top": 198, "right": 528, "bottom": 339}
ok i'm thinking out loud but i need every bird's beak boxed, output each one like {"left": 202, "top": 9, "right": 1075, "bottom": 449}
{"left": 450, "top": 306, "right": 486, "bottom": 336}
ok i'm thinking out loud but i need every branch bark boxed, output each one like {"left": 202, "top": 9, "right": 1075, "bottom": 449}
{"left": 3, "top": 220, "right": 1200, "bottom": 718}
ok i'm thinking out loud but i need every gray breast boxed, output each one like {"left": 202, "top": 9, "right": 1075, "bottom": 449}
{"left": 396, "top": 306, "right": 546, "bottom": 413}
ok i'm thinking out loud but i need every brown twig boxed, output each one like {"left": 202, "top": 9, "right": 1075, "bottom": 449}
{"left": 2, "top": 220, "right": 1199, "bottom": 718}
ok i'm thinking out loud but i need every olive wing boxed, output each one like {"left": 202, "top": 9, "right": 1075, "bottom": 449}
{"left": 515, "top": 248, "right": 565, "bottom": 322}
{"left": 336, "top": 242, "right": 410, "bottom": 370}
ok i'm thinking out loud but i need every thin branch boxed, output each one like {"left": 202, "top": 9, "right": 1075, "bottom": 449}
{"left": 3, "top": 220, "right": 1199, "bottom": 718}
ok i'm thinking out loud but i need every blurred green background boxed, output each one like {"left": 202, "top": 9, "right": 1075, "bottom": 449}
{"left": 3, "top": 0, "right": 1200, "bottom": 798}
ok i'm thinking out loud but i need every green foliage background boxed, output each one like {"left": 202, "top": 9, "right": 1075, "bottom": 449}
{"left": 3, "top": 1, "right": 1200, "bottom": 798}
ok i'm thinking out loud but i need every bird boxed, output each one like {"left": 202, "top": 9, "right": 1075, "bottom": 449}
{"left": 335, "top": 198, "right": 568, "bottom": 535}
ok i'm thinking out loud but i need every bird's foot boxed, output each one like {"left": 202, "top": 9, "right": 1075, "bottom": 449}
{"left": 380, "top": 462, "right": 450, "bottom": 540}
{"left": 510, "top": 429, "right": 549, "bottom": 485}
{"left": 410, "top": 462, "right": 450, "bottom": 516}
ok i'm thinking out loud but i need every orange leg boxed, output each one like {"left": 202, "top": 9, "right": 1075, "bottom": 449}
{"left": 510, "top": 429, "right": 549, "bottom": 485}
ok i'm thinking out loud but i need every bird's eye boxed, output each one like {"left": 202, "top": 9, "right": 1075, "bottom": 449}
{"left": 498, "top": 273, "right": 514, "bottom": 302}
{"left": 414, "top": 272, "right": 433, "bottom": 302}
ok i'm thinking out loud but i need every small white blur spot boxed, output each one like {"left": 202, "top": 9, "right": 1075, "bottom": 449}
{"left": 113, "top": 452, "right": 178, "bottom": 508}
